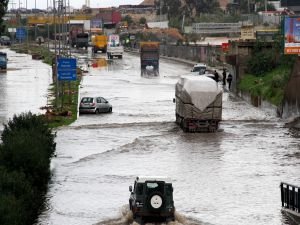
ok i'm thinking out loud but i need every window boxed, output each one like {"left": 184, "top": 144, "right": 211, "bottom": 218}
{"left": 81, "top": 97, "right": 93, "bottom": 103}
{"left": 97, "top": 98, "right": 101, "bottom": 103}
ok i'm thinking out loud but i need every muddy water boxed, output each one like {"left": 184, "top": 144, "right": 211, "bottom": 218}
{"left": 0, "top": 48, "right": 52, "bottom": 131}
{"left": 33, "top": 52, "right": 300, "bottom": 225}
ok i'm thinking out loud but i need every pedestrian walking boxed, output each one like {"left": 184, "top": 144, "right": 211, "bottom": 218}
{"left": 214, "top": 70, "right": 219, "bottom": 83}
{"left": 227, "top": 73, "right": 233, "bottom": 90}
{"left": 222, "top": 69, "right": 226, "bottom": 86}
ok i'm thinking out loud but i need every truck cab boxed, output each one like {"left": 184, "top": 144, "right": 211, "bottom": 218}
{"left": 0, "top": 52, "right": 7, "bottom": 70}
{"left": 140, "top": 42, "right": 160, "bottom": 74}
{"left": 106, "top": 34, "right": 124, "bottom": 59}
{"left": 75, "top": 33, "right": 89, "bottom": 49}
{"left": 92, "top": 35, "right": 108, "bottom": 53}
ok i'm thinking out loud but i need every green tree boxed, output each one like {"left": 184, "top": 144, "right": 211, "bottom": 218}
{"left": 256, "top": 3, "right": 276, "bottom": 12}
{"left": 0, "top": 0, "right": 8, "bottom": 34}
{"left": 122, "top": 15, "right": 133, "bottom": 26}
{"left": 139, "top": 17, "right": 147, "bottom": 25}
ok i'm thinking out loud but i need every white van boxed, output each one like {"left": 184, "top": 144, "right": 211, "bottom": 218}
{"left": 191, "top": 63, "right": 207, "bottom": 75}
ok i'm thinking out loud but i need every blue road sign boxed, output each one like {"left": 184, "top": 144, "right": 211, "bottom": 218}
{"left": 57, "top": 58, "right": 77, "bottom": 81}
{"left": 57, "top": 70, "right": 77, "bottom": 81}
{"left": 16, "top": 27, "right": 26, "bottom": 40}
{"left": 57, "top": 58, "right": 77, "bottom": 70}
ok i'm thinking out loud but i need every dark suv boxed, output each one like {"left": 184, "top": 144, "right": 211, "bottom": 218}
{"left": 129, "top": 176, "right": 175, "bottom": 224}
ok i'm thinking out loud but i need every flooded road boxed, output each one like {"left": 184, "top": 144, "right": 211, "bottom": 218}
{"left": 0, "top": 48, "right": 52, "bottom": 131}
{"left": 3, "top": 49, "right": 297, "bottom": 225}
{"left": 35, "top": 51, "right": 300, "bottom": 225}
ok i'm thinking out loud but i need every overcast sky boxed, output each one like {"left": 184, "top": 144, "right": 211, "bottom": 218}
{"left": 8, "top": 0, "right": 144, "bottom": 9}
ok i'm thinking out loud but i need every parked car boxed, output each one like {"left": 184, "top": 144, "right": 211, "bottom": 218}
{"left": 129, "top": 176, "right": 175, "bottom": 224}
{"left": 79, "top": 96, "right": 112, "bottom": 114}
{"left": 0, "top": 52, "right": 7, "bottom": 70}
{"left": 191, "top": 63, "right": 207, "bottom": 75}
{"left": 0, "top": 36, "right": 11, "bottom": 46}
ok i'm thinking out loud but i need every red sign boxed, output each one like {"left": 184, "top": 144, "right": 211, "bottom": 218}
{"left": 222, "top": 43, "right": 229, "bottom": 52}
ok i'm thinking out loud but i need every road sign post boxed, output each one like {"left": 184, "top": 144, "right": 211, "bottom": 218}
{"left": 57, "top": 58, "right": 77, "bottom": 81}
{"left": 16, "top": 27, "right": 26, "bottom": 42}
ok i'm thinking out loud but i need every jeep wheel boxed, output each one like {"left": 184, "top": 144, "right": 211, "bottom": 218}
{"left": 149, "top": 193, "right": 163, "bottom": 210}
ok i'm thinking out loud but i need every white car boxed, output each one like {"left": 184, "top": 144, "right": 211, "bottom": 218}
{"left": 79, "top": 97, "right": 112, "bottom": 114}
{"left": 191, "top": 63, "right": 207, "bottom": 75}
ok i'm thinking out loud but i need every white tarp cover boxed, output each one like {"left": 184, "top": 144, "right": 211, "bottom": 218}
{"left": 178, "top": 75, "right": 222, "bottom": 111}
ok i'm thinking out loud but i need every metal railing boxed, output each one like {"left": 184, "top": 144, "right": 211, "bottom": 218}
{"left": 281, "top": 182, "right": 300, "bottom": 213}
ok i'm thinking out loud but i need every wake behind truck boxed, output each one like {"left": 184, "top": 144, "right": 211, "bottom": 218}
{"left": 140, "top": 42, "right": 159, "bottom": 75}
{"left": 175, "top": 75, "right": 222, "bottom": 132}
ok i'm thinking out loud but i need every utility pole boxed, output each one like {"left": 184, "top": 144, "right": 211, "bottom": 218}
{"left": 247, "top": 0, "right": 250, "bottom": 14}
{"left": 9, "top": 1, "right": 16, "bottom": 10}
{"left": 47, "top": 0, "right": 50, "bottom": 50}
{"left": 265, "top": 0, "right": 267, "bottom": 12}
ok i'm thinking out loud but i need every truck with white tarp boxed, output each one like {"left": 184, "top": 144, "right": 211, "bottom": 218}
{"left": 175, "top": 75, "right": 222, "bottom": 132}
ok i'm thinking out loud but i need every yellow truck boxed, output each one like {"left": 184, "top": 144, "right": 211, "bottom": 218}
{"left": 92, "top": 35, "right": 108, "bottom": 53}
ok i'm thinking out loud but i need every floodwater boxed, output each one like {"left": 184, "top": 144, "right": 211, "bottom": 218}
{"left": 0, "top": 48, "right": 298, "bottom": 225}
{"left": 0, "top": 48, "right": 52, "bottom": 131}
{"left": 36, "top": 51, "right": 300, "bottom": 225}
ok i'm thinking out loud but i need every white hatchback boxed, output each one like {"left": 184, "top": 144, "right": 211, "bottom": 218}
{"left": 79, "top": 97, "right": 112, "bottom": 114}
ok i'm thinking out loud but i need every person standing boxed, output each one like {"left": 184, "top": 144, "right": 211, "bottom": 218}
{"left": 222, "top": 69, "right": 226, "bottom": 86}
{"left": 227, "top": 73, "right": 233, "bottom": 90}
{"left": 214, "top": 70, "right": 219, "bottom": 83}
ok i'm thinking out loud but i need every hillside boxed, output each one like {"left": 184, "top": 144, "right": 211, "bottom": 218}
{"left": 139, "top": 0, "right": 155, "bottom": 6}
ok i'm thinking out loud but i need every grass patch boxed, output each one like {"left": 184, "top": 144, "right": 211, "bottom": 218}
{"left": 239, "top": 66, "right": 292, "bottom": 106}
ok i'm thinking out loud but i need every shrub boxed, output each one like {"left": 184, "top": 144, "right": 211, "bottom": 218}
{"left": 0, "top": 112, "right": 56, "bottom": 225}
{"left": 247, "top": 50, "right": 276, "bottom": 76}
{"left": 0, "top": 167, "right": 37, "bottom": 225}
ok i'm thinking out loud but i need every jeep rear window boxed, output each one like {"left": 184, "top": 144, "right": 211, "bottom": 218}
{"left": 146, "top": 182, "right": 164, "bottom": 194}
{"left": 146, "top": 183, "right": 158, "bottom": 189}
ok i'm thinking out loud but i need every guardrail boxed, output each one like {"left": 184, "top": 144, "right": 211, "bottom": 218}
{"left": 281, "top": 182, "right": 300, "bottom": 213}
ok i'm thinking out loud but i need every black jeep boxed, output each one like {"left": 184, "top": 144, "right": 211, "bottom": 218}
{"left": 129, "top": 176, "right": 175, "bottom": 224}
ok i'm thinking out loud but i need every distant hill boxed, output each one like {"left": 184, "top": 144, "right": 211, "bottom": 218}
{"left": 139, "top": 0, "right": 155, "bottom": 6}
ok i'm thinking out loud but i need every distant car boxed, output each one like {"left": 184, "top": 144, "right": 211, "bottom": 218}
{"left": 0, "top": 36, "right": 11, "bottom": 46}
{"left": 36, "top": 36, "right": 45, "bottom": 44}
{"left": 191, "top": 63, "right": 207, "bottom": 75}
{"left": 129, "top": 176, "right": 175, "bottom": 224}
{"left": 0, "top": 52, "right": 7, "bottom": 69}
{"left": 79, "top": 96, "right": 112, "bottom": 114}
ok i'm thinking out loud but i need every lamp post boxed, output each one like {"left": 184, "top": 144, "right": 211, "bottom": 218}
{"left": 265, "top": 0, "right": 267, "bottom": 12}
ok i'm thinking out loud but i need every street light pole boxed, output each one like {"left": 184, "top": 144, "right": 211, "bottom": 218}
{"left": 265, "top": 0, "right": 267, "bottom": 12}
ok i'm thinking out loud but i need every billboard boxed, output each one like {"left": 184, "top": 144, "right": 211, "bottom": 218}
{"left": 281, "top": 0, "right": 300, "bottom": 7}
{"left": 240, "top": 25, "right": 255, "bottom": 40}
{"left": 91, "top": 19, "right": 102, "bottom": 28}
{"left": 284, "top": 17, "right": 300, "bottom": 54}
